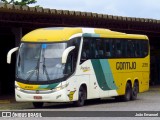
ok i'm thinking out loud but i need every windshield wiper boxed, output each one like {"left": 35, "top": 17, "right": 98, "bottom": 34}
{"left": 26, "top": 58, "right": 40, "bottom": 81}
{"left": 42, "top": 63, "right": 50, "bottom": 81}
{"left": 26, "top": 45, "right": 51, "bottom": 81}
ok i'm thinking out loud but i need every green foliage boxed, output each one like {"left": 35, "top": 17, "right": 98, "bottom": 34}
{"left": 1, "top": 0, "right": 37, "bottom": 6}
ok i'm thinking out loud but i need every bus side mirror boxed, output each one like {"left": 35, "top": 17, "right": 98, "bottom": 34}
{"left": 7, "top": 47, "right": 19, "bottom": 64}
{"left": 62, "top": 46, "right": 75, "bottom": 64}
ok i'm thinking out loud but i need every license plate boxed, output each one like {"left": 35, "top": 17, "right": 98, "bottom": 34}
{"left": 33, "top": 96, "right": 42, "bottom": 99}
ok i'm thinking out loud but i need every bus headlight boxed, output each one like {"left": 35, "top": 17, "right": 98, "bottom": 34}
{"left": 15, "top": 85, "right": 21, "bottom": 91}
{"left": 52, "top": 83, "right": 69, "bottom": 92}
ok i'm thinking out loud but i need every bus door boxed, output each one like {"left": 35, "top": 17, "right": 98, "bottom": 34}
{"left": 80, "top": 38, "right": 99, "bottom": 99}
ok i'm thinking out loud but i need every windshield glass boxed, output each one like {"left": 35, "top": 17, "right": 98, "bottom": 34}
{"left": 17, "top": 43, "right": 70, "bottom": 82}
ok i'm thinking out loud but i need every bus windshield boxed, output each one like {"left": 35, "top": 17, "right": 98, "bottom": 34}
{"left": 16, "top": 42, "right": 72, "bottom": 82}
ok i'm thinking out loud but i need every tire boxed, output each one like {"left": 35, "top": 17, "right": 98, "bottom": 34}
{"left": 131, "top": 82, "right": 139, "bottom": 100}
{"left": 122, "top": 82, "right": 132, "bottom": 101}
{"left": 74, "top": 86, "right": 87, "bottom": 107}
{"left": 32, "top": 102, "right": 43, "bottom": 108}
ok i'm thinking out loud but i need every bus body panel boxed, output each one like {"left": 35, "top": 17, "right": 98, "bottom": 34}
{"left": 108, "top": 56, "right": 149, "bottom": 95}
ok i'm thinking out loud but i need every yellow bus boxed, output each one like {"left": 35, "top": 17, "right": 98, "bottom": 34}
{"left": 7, "top": 27, "right": 150, "bottom": 108}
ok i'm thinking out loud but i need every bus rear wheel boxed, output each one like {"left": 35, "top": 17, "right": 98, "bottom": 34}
{"left": 32, "top": 102, "right": 43, "bottom": 108}
{"left": 131, "top": 82, "right": 139, "bottom": 100}
{"left": 74, "top": 86, "right": 87, "bottom": 107}
{"left": 123, "top": 82, "right": 132, "bottom": 101}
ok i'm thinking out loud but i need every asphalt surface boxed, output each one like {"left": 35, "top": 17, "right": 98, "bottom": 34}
{"left": 0, "top": 86, "right": 160, "bottom": 120}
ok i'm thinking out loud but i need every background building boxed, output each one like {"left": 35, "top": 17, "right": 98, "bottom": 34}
{"left": 0, "top": 3, "right": 160, "bottom": 96}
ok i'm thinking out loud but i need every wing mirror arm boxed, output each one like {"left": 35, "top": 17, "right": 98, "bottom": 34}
{"left": 62, "top": 46, "right": 75, "bottom": 64}
{"left": 7, "top": 47, "right": 19, "bottom": 64}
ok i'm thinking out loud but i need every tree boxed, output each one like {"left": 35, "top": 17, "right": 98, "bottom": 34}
{"left": 1, "top": 0, "right": 37, "bottom": 6}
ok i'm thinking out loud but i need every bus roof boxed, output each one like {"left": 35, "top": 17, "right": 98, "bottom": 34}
{"left": 22, "top": 27, "right": 148, "bottom": 42}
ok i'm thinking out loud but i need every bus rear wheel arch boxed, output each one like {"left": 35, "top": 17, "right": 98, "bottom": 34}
{"left": 74, "top": 84, "right": 87, "bottom": 107}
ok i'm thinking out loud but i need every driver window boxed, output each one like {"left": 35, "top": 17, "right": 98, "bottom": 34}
{"left": 81, "top": 38, "right": 90, "bottom": 63}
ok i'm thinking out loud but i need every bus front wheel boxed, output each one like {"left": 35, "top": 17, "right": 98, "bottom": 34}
{"left": 74, "top": 86, "right": 87, "bottom": 107}
{"left": 32, "top": 102, "right": 43, "bottom": 108}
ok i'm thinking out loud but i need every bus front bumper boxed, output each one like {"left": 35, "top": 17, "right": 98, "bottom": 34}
{"left": 15, "top": 88, "right": 69, "bottom": 102}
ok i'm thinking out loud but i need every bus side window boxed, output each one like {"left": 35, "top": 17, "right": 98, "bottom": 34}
{"left": 115, "top": 39, "right": 122, "bottom": 58}
{"left": 132, "top": 41, "right": 136, "bottom": 57}
{"left": 81, "top": 38, "right": 90, "bottom": 63}
{"left": 135, "top": 41, "right": 141, "bottom": 57}
{"left": 90, "top": 40, "right": 97, "bottom": 59}
{"left": 111, "top": 40, "right": 117, "bottom": 58}
{"left": 141, "top": 40, "right": 148, "bottom": 57}
{"left": 64, "top": 54, "right": 72, "bottom": 74}
{"left": 105, "top": 39, "right": 116, "bottom": 58}
{"left": 127, "top": 40, "right": 134, "bottom": 57}
{"left": 67, "top": 37, "right": 81, "bottom": 71}
{"left": 121, "top": 40, "right": 127, "bottom": 58}
{"left": 95, "top": 39, "right": 104, "bottom": 58}
{"left": 104, "top": 40, "right": 111, "bottom": 58}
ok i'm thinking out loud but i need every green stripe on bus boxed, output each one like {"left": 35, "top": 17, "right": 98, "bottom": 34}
{"left": 91, "top": 59, "right": 117, "bottom": 90}
{"left": 47, "top": 82, "right": 60, "bottom": 89}
{"left": 91, "top": 59, "right": 111, "bottom": 90}
{"left": 82, "top": 33, "right": 100, "bottom": 37}
{"left": 99, "top": 59, "right": 117, "bottom": 90}
{"left": 39, "top": 82, "right": 59, "bottom": 90}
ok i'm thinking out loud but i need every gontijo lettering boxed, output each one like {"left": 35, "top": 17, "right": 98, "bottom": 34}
{"left": 116, "top": 62, "right": 136, "bottom": 70}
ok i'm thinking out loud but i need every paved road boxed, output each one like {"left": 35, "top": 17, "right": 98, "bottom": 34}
{"left": 1, "top": 86, "right": 160, "bottom": 111}
{"left": 33, "top": 89, "right": 159, "bottom": 111}
{"left": 0, "top": 86, "right": 160, "bottom": 120}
